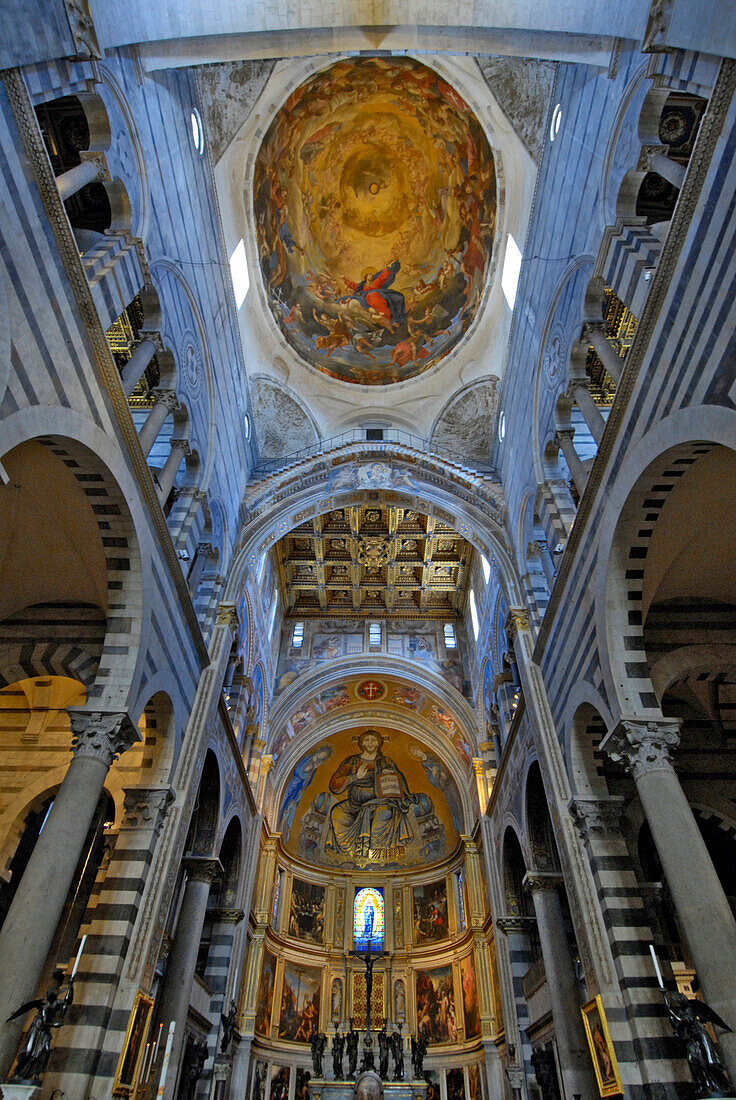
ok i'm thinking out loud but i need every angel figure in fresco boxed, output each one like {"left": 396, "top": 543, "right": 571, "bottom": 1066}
{"left": 326, "top": 730, "right": 418, "bottom": 858}
{"left": 278, "top": 744, "right": 334, "bottom": 841}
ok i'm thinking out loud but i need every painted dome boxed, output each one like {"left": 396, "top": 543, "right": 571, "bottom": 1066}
{"left": 254, "top": 57, "right": 496, "bottom": 385}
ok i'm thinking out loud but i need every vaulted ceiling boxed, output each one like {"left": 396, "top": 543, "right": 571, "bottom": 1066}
{"left": 275, "top": 504, "right": 472, "bottom": 618}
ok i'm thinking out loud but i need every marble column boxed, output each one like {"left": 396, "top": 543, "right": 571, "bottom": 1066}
{"left": 583, "top": 323, "right": 623, "bottom": 384}
{"left": 152, "top": 856, "right": 222, "bottom": 1100}
{"left": 533, "top": 540, "right": 556, "bottom": 590}
{"left": 555, "top": 430, "right": 588, "bottom": 497}
{"left": 640, "top": 144, "right": 687, "bottom": 189}
{"left": 138, "top": 389, "right": 179, "bottom": 457}
{"left": 570, "top": 381, "right": 606, "bottom": 446}
{"left": 120, "top": 336, "right": 160, "bottom": 398}
{"left": 523, "top": 871, "right": 599, "bottom": 1098}
{"left": 56, "top": 154, "right": 104, "bottom": 202}
{"left": 0, "top": 710, "right": 139, "bottom": 1077}
{"left": 602, "top": 717, "right": 736, "bottom": 1077}
{"left": 187, "top": 542, "right": 213, "bottom": 596}
{"left": 155, "top": 438, "right": 190, "bottom": 504}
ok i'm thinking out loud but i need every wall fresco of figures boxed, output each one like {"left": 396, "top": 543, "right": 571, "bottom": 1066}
{"left": 288, "top": 878, "right": 326, "bottom": 943}
{"left": 255, "top": 949, "right": 277, "bottom": 1036}
{"left": 412, "top": 879, "right": 449, "bottom": 945}
{"left": 277, "top": 726, "right": 461, "bottom": 869}
{"left": 278, "top": 961, "right": 322, "bottom": 1042}
{"left": 254, "top": 56, "right": 496, "bottom": 385}
{"left": 416, "top": 966, "right": 458, "bottom": 1043}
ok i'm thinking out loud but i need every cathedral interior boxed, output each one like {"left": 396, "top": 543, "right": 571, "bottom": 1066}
{"left": 2, "top": 2, "right": 736, "bottom": 1098}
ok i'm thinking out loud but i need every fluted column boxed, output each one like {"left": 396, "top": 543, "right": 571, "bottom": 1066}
{"left": 601, "top": 717, "right": 736, "bottom": 1077}
{"left": 0, "top": 710, "right": 139, "bottom": 1076}
{"left": 56, "top": 151, "right": 108, "bottom": 202}
{"left": 569, "top": 380, "right": 606, "bottom": 446}
{"left": 639, "top": 144, "right": 687, "bottom": 189}
{"left": 583, "top": 322, "right": 623, "bottom": 384}
{"left": 524, "top": 872, "right": 599, "bottom": 1098}
{"left": 555, "top": 430, "right": 588, "bottom": 497}
{"left": 120, "top": 336, "right": 161, "bottom": 398}
{"left": 138, "top": 388, "right": 179, "bottom": 457}
{"left": 152, "top": 856, "right": 222, "bottom": 1100}
{"left": 155, "top": 438, "right": 190, "bottom": 503}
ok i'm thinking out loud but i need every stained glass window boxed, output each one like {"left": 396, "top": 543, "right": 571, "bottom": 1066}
{"left": 354, "top": 887, "right": 384, "bottom": 951}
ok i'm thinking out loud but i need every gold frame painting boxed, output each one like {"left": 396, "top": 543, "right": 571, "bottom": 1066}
{"left": 113, "top": 990, "right": 154, "bottom": 1096}
{"left": 581, "top": 995, "right": 623, "bottom": 1097}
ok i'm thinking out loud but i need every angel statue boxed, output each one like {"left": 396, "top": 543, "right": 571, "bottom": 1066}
{"left": 665, "top": 989, "right": 734, "bottom": 1097}
{"left": 8, "top": 971, "right": 74, "bottom": 1083}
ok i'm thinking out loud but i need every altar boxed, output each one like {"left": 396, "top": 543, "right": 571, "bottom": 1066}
{"left": 309, "top": 1075, "right": 428, "bottom": 1100}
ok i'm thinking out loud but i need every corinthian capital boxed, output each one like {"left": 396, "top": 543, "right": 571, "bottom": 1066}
{"left": 68, "top": 709, "right": 140, "bottom": 766}
{"left": 568, "top": 796, "right": 624, "bottom": 842}
{"left": 601, "top": 717, "right": 681, "bottom": 780}
{"left": 505, "top": 608, "right": 530, "bottom": 636}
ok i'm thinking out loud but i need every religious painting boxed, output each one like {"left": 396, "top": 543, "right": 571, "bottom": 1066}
{"left": 581, "top": 996, "right": 624, "bottom": 1097}
{"left": 254, "top": 56, "right": 496, "bottom": 385}
{"left": 295, "top": 1067, "right": 312, "bottom": 1100}
{"left": 253, "top": 1060, "right": 267, "bottom": 1100}
{"left": 255, "top": 949, "right": 277, "bottom": 1036}
{"left": 318, "top": 684, "right": 350, "bottom": 711}
{"left": 288, "top": 878, "right": 326, "bottom": 943}
{"left": 468, "top": 1063, "right": 483, "bottom": 1100}
{"left": 447, "top": 1067, "right": 465, "bottom": 1100}
{"left": 270, "top": 1065, "right": 290, "bottom": 1100}
{"left": 281, "top": 726, "right": 460, "bottom": 870}
{"left": 391, "top": 685, "right": 423, "bottom": 710}
{"left": 460, "top": 954, "right": 481, "bottom": 1039}
{"left": 356, "top": 679, "right": 385, "bottom": 701}
{"left": 424, "top": 1070, "right": 440, "bottom": 1100}
{"left": 279, "top": 962, "right": 322, "bottom": 1042}
{"left": 412, "top": 880, "right": 449, "bottom": 944}
{"left": 415, "top": 966, "right": 458, "bottom": 1043}
{"left": 112, "top": 990, "right": 153, "bottom": 1096}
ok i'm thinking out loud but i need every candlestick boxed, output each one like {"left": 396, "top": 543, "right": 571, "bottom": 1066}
{"left": 70, "top": 933, "right": 87, "bottom": 978}
{"left": 649, "top": 944, "right": 665, "bottom": 989}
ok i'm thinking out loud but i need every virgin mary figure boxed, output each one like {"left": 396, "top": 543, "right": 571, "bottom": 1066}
{"left": 326, "top": 730, "right": 417, "bottom": 859}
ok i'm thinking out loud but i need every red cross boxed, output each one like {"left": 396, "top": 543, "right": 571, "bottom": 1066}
{"left": 361, "top": 680, "right": 382, "bottom": 699}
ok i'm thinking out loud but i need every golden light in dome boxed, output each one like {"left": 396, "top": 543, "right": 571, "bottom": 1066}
{"left": 254, "top": 56, "right": 496, "bottom": 385}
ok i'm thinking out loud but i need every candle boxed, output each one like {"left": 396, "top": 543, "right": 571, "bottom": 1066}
{"left": 649, "top": 944, "right": 665, "bottom": 989}
{"left": 232, "top": 966, "right": 239, "bottom": 995}
{"left": 71, "top": 934, "right": 87, "bottom": 979}
{"left": 156, "top": 1020, "right": 176, "bottom": 1097}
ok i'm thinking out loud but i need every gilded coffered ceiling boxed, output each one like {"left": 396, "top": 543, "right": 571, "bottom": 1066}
{"left": 275, "top": 505, "right": 472, "bottom": 618}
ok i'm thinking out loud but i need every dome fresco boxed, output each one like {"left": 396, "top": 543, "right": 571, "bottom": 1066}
{"left": 254, "top": 57, "right": 497, "bottom": 385}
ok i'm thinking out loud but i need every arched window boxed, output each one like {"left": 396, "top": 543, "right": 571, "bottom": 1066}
{"left": 354, "top": 887, "right": 384, "bottom": 951}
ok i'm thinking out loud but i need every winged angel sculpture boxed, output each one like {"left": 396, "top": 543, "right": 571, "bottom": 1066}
{"left": 665, "top": 990, "right": 734, "bottom": 1097}
{"left": 7, "top": 970, "right": 74, "bottom": 1083}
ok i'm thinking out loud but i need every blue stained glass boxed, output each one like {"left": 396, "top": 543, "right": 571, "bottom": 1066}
{"left": 354, "top": 887, "right": 384, "bottom": 951}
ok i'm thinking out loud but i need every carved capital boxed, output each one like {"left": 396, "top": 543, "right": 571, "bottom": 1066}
{"left": 79, "top": 149, "right": 111, "bottom": 182}
{"left": 183, "top": 856, "right": 223, "bottom": 885}
{"left": 197, "top": 542, "right": 215, "bottom": 559}
{"left": 523, "top": 871, "right": 562, "bottom": 893}
{"left": 496, "top": 916, "right": 536, "bottom": 936}
{"left": 150, "top": 387, "right": 179, "bottom": 413}
{"left": 601, "top": 717, "right": 681, "bottom": 779}
{"left": 122, "top": 786, "right": 175, "bottom": 833}
{"left": 216, "top": 603, "right": 239, "bottom": 632}
{"left": 68, "top": 709, "right": 140, "bottom": 766}
{"left": 638, "top": 144, "right": 669, "bottom": 172}
{"left": 169, "top": 437, "right": 191, "bottom": 456}
{"left": 505, "top": 608, "right": 530, "bottom": 637}
{"left": 568, "top": 796, "right": 625, "bottom": 841}
{"left": 472, "top": 758, "right": 485, "bottom": 777}
{"left": 208, "top": 907, "right": 245, "bottom": 924}
{"left": 63, "top": 0, "right": 101, "bottom": 57}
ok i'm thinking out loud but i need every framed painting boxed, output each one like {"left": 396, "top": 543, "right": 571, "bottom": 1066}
{"left": 112, "top": 990, "right": 154, "bottom": 1096}
{"left": 581, "top": 995, "right": 623, "bottom": 1097}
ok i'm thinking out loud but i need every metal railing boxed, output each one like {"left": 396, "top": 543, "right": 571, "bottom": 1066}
{"left": 251, "top": 428, "right": 498, "bottom": 478}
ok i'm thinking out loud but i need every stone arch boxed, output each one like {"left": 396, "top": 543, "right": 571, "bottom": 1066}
{"left": 0, "top": 419, "right": 146, "bottom": 711}
{"left": 115, "top": 689, "right": 177, "bottom": 791}
{"left": 188, "top": 749, "right": 221, "bottom": 857}
{"left": 429, "top": 376, "right": 500, "bottom": 467}
{"left": 596, "top": 406, "right": 736, "bottom": 718}
{"left": 501, "top": 825, "right": 528, "bottom": 917}
{"left": 216, "top": 816, "right": 243, "bottom": 908}
{"left": 523, "top": 760, "right": 559, "bottom": 873}
{"left": 600, "top": 62, "right": 650, "bottom": 225}
{"left": 98, "top": 64, "right": 151, "bottom": 240}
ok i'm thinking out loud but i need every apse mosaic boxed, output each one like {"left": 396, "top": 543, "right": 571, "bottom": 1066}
{"left": 354, "top": 886, "right": 385, "bottom": 951}
{"left": 254, "top": 57, "right": 496, "bottom": 384}
{"left": 277, "top": 726, "right": 461, "bottom": 869}
{"left": 271, "top": 673, "right": 473, "bottom": 778}
{"left": 416, "top": 966, "right": 458, "bottom": 1043}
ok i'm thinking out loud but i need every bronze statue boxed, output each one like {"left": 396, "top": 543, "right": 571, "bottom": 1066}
{"left": 391, "top": 1024, "right": 404, "bottom": 1081}
{"left": 665, "top": 990, "right": 734, "bottom": 1098}
{"left": 530, "top": 1047, "right": 560, "bottom": 1100}
{"left": 310, "top": 1027, "right": 327, "bottom": 1077}
{"left": 346, "top": 1018, "right": 360, "bottom": 1078}
{"left": 332, "top": 1027, "right": 345, "bottom": 1078}
{"left": 220, "top": 999, "right": 238, "bottom": 1053}
{"left": 377, "top": 1019, "right": 390, "bottom": 1079}
{"left": 411, "top": 1029, "right": 427, "bottom": 1080}
{"left": 8, "top": 973, "right": 74, "bottom": 1084}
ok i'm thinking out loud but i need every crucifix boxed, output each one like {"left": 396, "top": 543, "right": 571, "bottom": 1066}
{"left": 350, "top": 937, "right": 389, "bottom": 1071}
